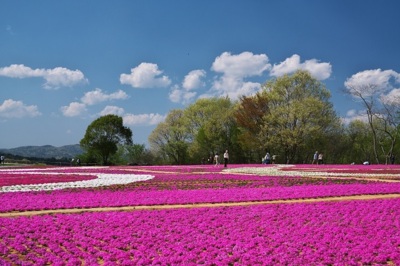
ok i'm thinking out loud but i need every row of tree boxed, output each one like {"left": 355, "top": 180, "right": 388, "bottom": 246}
{"left": 79, "top": 70, "right": 400, "bottom": 165}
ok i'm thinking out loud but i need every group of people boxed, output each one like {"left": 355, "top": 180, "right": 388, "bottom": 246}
{"left": 71, "top": 158, "right": 81, "bottom": 166}
{"left": 209, "top": 149, "right": 397, "bottom": 167}
{"left": 312, "top": 151, "right": 324, "bottom": 164}
{"left": 213, "top": 150, "right": 229, "bottom": 168}
{"left": 262, "top": 152, "right": 276, "bottom": 164}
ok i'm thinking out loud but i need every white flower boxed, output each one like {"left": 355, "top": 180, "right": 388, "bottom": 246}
{"left": 0, "top": 167, "right": 154, "bottom": 192}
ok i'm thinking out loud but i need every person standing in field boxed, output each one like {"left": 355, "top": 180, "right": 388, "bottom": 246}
{"left": 214, "top": 153, "right": 220, "bottom": 166}
{"left": 223, "top": 150, "right": 229, "bottom": 168}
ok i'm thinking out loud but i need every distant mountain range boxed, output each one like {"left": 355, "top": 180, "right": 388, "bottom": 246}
{"left": 0, "top": 144, "right": 83, "bottom": 159}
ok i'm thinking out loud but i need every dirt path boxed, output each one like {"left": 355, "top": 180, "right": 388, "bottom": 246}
{"left": 1, "top": 193, "right": 399, "bottom": 218}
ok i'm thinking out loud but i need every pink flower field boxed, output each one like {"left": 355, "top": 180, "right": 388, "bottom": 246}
{"left": 0, "top": 164, "right": 400, "bottom": 265}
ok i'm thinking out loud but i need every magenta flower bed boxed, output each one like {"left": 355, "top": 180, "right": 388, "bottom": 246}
{"left": 0, "top": 173, "right": 96, "bottom": 186}
{"left": 0, "top": 164, "right": 399, "bottom": 212}
{"left": 1, "top": 182, "right": 400, "bottom": 212}
{"left": 1, "top": 164, "right": 400, "bottom": 265}
{"left": 1, "top": 199, "right": 399, "bottom": 265}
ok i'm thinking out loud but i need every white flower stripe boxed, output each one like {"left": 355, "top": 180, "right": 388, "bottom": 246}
{"left": 0, "top": 169, "right": 154, "bottom": 192}
{"left": 223, "top": 165, "right": 400, "bottom": 178}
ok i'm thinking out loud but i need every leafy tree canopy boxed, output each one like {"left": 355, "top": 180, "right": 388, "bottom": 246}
{"left": 80, "top": 114, "right": 132, "bottom": 165}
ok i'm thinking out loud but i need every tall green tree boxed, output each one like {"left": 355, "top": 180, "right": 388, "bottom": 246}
{"left": 80, "top": 114, "right": 132, "bottom": 165}
{"left": 148, "top": 109, "right": 189, "bottom": 164}
{"left": 183, "top": 97, "right": 239, "bottom": 163}
{"left": 345, "top": 120, "right": 374, "bottom": 163}
{"left": 261, "top": 70, "right": 340, "bottom": 163}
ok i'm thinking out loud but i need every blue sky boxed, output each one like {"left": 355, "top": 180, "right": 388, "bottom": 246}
{"left": 1, "top": 0, "right": 400, "bottom": 149}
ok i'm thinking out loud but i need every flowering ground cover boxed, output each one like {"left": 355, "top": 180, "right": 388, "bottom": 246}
{"left": 1, "top": 199, "right": 399, "bottom": 265}
{"left": 0, "top": 173, "right": 96, "bottom": 186}
{"left": 1, "top": 165, "right": 400, "bottom": 212}
{"left": 0, "top": 163, "right": 400, "bottom": 264}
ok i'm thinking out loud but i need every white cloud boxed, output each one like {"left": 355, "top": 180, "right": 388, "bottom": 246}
{"left": 169, "top": 70, "right": 205, "bottom": 104}
{"left": 380, "top": 88, "right": 400, "bottom": 106}
{"left": 0, "top": 99, "right": 41, "bottom": 118}
{"left": 212, "top": 51, "right": 270, "bottom": 77}
{"left": 169, "top": 86, "right": 183, "bottom": 103}
{"left": 60, "top": 102, "right": 87, "bottom": 117}
{"left": 182, "top": 69, "right": 206, "bottom": 90}
{"left": 341, "top": 109, "right": 368, "bottom": 124}
{"left": 211, "top": 75, "right": 261, "bottom": 100}
{"left": 169, "top": 86, "right": 197, "bottom": 104}
{"left": 344, "top": 69, "right": 400, "bottom": 96}
{"left": 123, "top": 113, "right": 166, "bottom": 126}
{"left": 210, "top": 51, "right": 271, "bottom": 100}
{"left": 97, "top": 106, "right": 166, "bottom": 127}
{"left": 270, "top": 54, "right": 332, "bottom": 80}
{"left": 120, "top": 63, "right": 171, "bottom": 88}
{"left": 0, "top": 64, "right": 88, "bottom": 89}
{"left": 99, "top": 106, "right": 125, "bottom": 116}
{"left": 81, "top": 89, "right": 128, "bottom": 105}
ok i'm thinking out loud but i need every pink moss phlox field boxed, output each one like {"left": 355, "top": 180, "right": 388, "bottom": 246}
{"left": 1, "top": 164, "right": 400, "bottom": 212}
{"left": 1, "top": 199, "right": 399, "bottom": 265}
{"left": 0, "top": 173, "right": 96, "bottom": 186}
{"left": 1, "top": 164, "right": 400, "bottom": 265}
{"left": 1, "top": 180, "right": 400, "bottom": 212}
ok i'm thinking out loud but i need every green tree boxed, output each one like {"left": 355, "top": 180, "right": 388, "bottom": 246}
{"left": 183, "top": 97, "right": 240, "bottom": 163}
{"left": 80, "top": 114, "right": 132, "bottom": 165}
{"left": 261, "top": 70, "right": 340, "bottom": 163}
{"left": 345, "top": 120, "right": 374, "bottom": 163}
{"left": 148, "top": 109, "right": 189, "bottom": 164}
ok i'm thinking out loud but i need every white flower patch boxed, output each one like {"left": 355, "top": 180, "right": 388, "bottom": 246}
{"left": 0, "top": 167, "right": 154, "bottom": 192}
{"left": 223, "top": 165, "right": 400, "bottom": 178}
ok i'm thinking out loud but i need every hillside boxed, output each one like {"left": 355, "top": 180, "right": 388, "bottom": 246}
{"left": 0, "top": 144, "right": 83, "bottom": 159}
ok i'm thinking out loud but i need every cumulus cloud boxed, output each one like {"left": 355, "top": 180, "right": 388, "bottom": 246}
{"left": 61, "top": 88, "right": 129, "bottom": 117}
{"left": 81, "top": 89, "right": 128, "bottom": 105}
{"left": 0, "top": 64, "right": 88, "bottom": 89}
{"left": 210, "top": 51, "right": 271, "bottom": 100}
{"left": 169, "top": 87, "right": 197, "bottom": 104}
{"left": 182, "top": 70, "right": 206, "bottom": 90}
{"left": 344, "top": 69, "right": 400, "bottom": 96}
{"left": 120, "top": 63, "right": 171, "bottom": 88}
{"left": 211, "top": 76, "right": 262, "bottom": 100}
{"left": 270, "top": 54, "right": 332, "bottom": 80}
{"left": 99, "top": 105, "right": 125, "bottom": 116}
{"left": 98, "top": 106, "right": 166, "bottom": 126}
{"left": 380, "top": 88, "right": 400, "bottom": 106}
{"left": 169, "top": 70, "right": 206, "bottom": 104}
{"left": 0, "top": 99, "right": 41, "bottom": 118}
{"left": 123, "top": 113, "right": 166, "bottom": 126}
{"left": 212, "top": 51, "right": 271, "bottom": 77}
{"left": 60, "top": 102, "right": 87, "bottom": 117}
{"left": 341, "top": 109, "right": 368, "bottom": 124}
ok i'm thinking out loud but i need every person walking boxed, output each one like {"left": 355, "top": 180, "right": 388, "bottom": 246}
{"left": 223, "top": 150, "right": 229, "bottom": 168}
{"left": 312, "top": 151, "right": 318, "bottom": 164}
{"left": 317, "top": 153, "right": 324, "bottom": 165}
